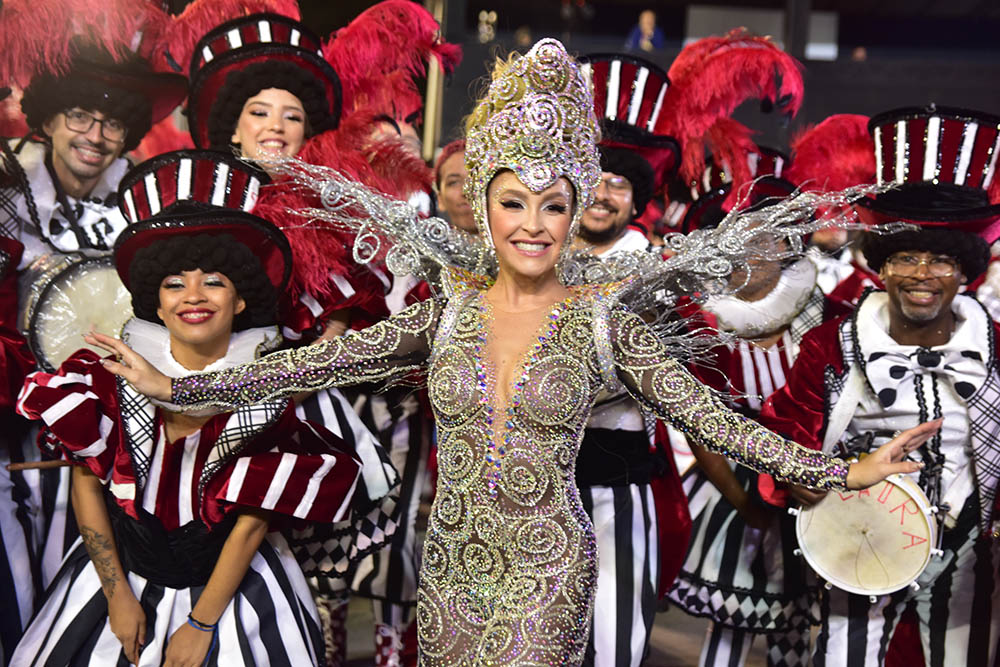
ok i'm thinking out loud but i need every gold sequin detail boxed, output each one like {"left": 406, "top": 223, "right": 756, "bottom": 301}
{"left": 172, "top": 293, "right": 849, "bottom": 665}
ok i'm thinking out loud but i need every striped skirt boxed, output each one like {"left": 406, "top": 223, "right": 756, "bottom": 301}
{"left": 580, "top": 483, "right": 659, "bottom": 667}
{"left": 668, "top": 462, "right": 815, "bottom": 633}
{"left": 10, "top": 532, "right": 325, "bottom": 666}
{"left": 1, "top": 420, "right": 76, "bottom": 664}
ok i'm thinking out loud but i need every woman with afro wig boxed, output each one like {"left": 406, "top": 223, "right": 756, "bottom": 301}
{"left": 10, "top": 151, "right": 373, "bottom": 666}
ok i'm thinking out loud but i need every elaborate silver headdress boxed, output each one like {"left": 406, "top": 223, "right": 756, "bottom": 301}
{"left": 463, "top": 38, "right": 602, "bottom": 266}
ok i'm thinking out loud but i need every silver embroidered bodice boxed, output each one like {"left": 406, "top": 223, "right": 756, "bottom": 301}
{"left": 172, "top": 290, "right": 848, "bottom": 665}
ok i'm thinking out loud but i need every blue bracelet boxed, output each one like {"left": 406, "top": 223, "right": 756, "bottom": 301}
{"left": 186, "top": 613, "right": 219, "bottom": 665}
{"left": 186, "top": 613, "right": 216, "bottom": 632}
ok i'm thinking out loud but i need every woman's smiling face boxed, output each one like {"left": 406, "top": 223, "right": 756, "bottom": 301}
{"left": 231, "top": 88, "right": 307, "bottom": 159}
{"left": 156, "top": 269, "right": 245, "bottom": 353}
{"left": 486, "top": 171, "right": 574, "bottom": 282}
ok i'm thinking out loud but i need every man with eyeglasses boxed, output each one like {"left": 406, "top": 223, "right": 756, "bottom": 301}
{"left": 0, "top": 44, "right": 185, "bottom": 662}
{"left": 2, "top": 49, "right": 184, "bottom": 255}
{"left": 575, "top": 146, "right": 655, "bottom": 257}
{"left": 572, "top": 57, "right": 689, "bottom": 661}
{"left": 757, "top": 107, "right": 1000, "bottom": 666}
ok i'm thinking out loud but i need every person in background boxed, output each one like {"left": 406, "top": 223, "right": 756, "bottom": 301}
{"left": 0, "top": 43, "right": 186, "bottom": 663}
{"left": 624, "top": 10, "right": 666, "bottom": 52}
{"left": 759, "top": 106, "right": 1000, "bottom": 667}
{"left": 668, "top": 150, "right": 850, "bottom": 667}
{"left": 10, "top": 150, "right": 363, "bottom": 666}
{"left": 434, "top": 138, "right": 476, "bottom": 235}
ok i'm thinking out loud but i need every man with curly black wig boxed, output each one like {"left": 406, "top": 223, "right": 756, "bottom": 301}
{"left": 757, "top": 106, "right": 1000, "bottom": 667}
{"left": 1, "top": 45, "right": 185, "bottom": 254}
{"left": 0, "top": 42, "right": 186, "bottom": 662}
{"left": 574, "top": 146, "right": 655, "bottom": 257}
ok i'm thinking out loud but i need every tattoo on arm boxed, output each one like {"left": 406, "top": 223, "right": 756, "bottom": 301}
{"left": 79, "top": 526, "right": 120, "bottom": 597}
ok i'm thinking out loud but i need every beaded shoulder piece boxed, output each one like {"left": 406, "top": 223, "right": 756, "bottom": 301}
{"left": 261, "top": 153, "right": 903, "bottom": 362}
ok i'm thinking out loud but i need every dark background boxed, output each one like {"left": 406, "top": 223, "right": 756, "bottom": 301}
{"left": 296, "top": 0, "right": 1000, "bottom": 153}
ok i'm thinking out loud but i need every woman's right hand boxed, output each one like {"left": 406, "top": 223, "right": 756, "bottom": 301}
{"left": 108, "top": 590, "right": 146, "bottom": 664}
{"left": 84, "top": 331, "right": 172, "bottom": 401}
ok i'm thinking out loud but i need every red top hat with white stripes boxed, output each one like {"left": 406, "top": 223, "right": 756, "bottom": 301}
{"left": 579, "top": 53, "right": 680, "bottom": 191}
{"left": 114, "top": 150, "right": 290, "bottom": 293}
{"left": 187, "top": 13, "right": 342, "bottom": 148}
{"left": 681, "top": 147, "right": 796, "bottom": 233}
{"left": 855, "top": 105, "right": 1000, "bottom": 242}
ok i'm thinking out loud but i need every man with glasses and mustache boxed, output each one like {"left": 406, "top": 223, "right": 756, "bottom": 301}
{"left": 572, "top": 53, "right": 688, "bottom": 666}
{"left": 575, "top": 147, "right": 655, "bottom": 257}
{"left": 757, "top": 107, "right": 1000, "bottom": 667}
{"left": 0, "top": 43, "right": 185, "bottom": 662}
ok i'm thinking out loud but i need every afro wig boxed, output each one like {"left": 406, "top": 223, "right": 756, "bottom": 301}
{"left": 860, "top": 228, "right": 990, "bottom": 281}
{"left": 128, "top": 232, "right": 278, "bottom": 330}
{"left": 206, "top": 60, "right": 332, "bottom": 150}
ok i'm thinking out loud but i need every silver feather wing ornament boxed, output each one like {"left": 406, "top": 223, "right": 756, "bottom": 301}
{"left": 259, "top": 155, "right": 903, "bottom": 325}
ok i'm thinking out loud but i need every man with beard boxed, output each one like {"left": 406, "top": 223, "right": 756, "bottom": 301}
{"left": 575, "top": 146, "right": 654, "bottom": 257}
{"left": 759, "top": 106, "right": 1000, "bottom": 667}
{"left": 0, "top": 44, "right": 185, "bottom": 662}
{"left": 574, "top": 53, "right": 687, "bottom": 667}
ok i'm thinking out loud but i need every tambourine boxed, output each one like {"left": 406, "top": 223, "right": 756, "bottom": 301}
{"left": 792, "top": 473, "right": 939, "bottom": 598}
{"left": 18, "top": 254, "right": 132, "bottom": 371}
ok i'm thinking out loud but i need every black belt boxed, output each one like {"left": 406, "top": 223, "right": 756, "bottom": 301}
{"left": 107, "top": 497, "right": 237, "bottom": 588}
{"left": 575, "top": 428, "right": 657, "bottom": 487}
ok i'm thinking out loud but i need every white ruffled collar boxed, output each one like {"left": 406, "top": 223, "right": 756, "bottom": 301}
{"left": 855, "top": 291, "right": 991, "bottom": 368}
{"left": 120, "top": 318, "right": 282, "bottom": 379}
{"left": 704, "top": 256, "right": 818, "bottom": 338}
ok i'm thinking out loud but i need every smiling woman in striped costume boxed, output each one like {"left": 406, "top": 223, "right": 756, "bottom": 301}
{"left": 9, "top": 151, "right": 364, "bottom": 667}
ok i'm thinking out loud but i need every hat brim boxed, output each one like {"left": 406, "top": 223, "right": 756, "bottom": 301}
{"left": 77, "top": 61, "right": 188, "bottom": 125}
{"left": 188, "top": 48, "right": 342, "bottom": 148}
{"left": 681, "top": 177, "right": 797, "bottom": 233}
{"left": 114, "top": 212, "right": 292, "bottom": 295}
{"left": 854, "top": 196, "right": 1000, "bottom": 243}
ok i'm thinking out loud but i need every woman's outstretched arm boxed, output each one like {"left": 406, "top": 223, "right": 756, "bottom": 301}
{"left": 85, "top": 298, "right": 442, "bottom": 411}
{"left": 608, "top": 309, "right": 936, "bottom": 491}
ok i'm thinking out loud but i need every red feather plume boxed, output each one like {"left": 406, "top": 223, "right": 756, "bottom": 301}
{"left": 261, "top": 106, "right": 433, "bottom": 303}
{"left": 138, "top": 0, "right": 300, "bottom": 76}
{"left": 657, "top": 29, "right": 804, "bottom": 199}
{"left": 785, "top": 114, "right": 875, "bottom": 192}
{"left": 131, "top": 114, "right": 194, "bottom": 163}
{"left": 0, "top": 88, "right": 29, "bottom": 138}
{"left": 324, "top": 0, "right": 461, "bottom": 120}
{"left": 0, "top": 0, "right": 161, "bottom": 87}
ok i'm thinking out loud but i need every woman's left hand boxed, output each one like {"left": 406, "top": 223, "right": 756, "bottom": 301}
{"left": 845, "top": 419, "right": 941, "bottom": 490}
{"left": 163, "top": 621, "right": 215, "bottom": 667}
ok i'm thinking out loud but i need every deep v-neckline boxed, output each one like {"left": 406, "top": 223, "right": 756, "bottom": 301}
{"left": 477, "top": 292, "right": 572, "bottom": 407}
{"left": 473, "top": 291, "right": 574, "bottom": 497}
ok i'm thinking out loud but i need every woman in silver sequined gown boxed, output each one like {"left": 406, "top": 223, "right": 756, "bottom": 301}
{"left": 90, "top": 39, "right": 934, "bottom": 666}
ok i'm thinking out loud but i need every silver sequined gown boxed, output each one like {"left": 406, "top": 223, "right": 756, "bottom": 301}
{"left": 172, "top": 290, "right": 849, "bottom": 666}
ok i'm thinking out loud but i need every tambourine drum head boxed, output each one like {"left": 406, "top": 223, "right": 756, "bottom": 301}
{"left": 795, "top": 475, "right": 935, "bottom": 596}
{"left": 29, "top": 257, "right": 133, "bottom": 371}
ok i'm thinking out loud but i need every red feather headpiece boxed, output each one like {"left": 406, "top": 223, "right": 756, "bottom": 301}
{"left": 0, "top": 0, "right": 159, "bottom": 87}
{"left": 657, "top": 29, "right": 804, "bottom": 205}
{"left": 785, "top": 114, "right": 875, "bottom": 192}
{"left": 325, "top": 0, "right": 461, "bottom": 122}
{"left": 259, "top": 108, "right": 434, "bottom": 303}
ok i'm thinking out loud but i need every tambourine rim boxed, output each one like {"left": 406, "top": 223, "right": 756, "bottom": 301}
{"left": 27, "top": 256, "right": 130, "bottom": 373}
{"left": 795, "top": 473, "right": 935, "bottom": 596}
